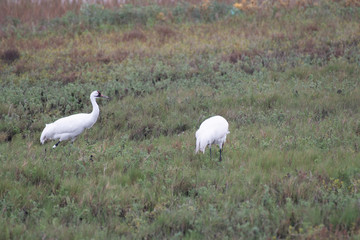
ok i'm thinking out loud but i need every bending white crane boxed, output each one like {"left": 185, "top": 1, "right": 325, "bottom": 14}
{"left": 40, "top": 91, "right": 109, "bottom": 148}
{"left": 195, "top": 115, "right": 230, "bottom": 161}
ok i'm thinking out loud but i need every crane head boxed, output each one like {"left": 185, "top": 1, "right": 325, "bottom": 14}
{"left": 93, "top": 91, "right": 109, "bottom": 99}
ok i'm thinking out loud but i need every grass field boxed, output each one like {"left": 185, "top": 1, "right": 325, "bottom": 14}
{"left": 1, "top": 0, "right": 360, "bottom": 239}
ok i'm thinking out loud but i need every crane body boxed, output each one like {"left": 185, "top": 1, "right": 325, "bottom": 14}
{"left": 195, "top": 115, "right": 229, "bottom": 161}
{"left": 40, "top": 91, "right": 108, "bottom": 148}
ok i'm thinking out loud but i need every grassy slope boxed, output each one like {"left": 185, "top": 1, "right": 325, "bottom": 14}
{"left": 0, "top": 1, "right": 360, "bottom": 239}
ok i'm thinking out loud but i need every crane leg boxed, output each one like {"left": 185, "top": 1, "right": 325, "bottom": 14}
{"left": 219, "top": 148, "right": 222, "bottom": 162}
{"left": 209, "top": 147, "right": 212, "bottom": 159}
{"left": 52, "top": 141, "right": 60, "bottom": 149}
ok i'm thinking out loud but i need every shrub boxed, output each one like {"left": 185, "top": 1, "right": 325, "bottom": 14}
{"left": 1, "top": 48, "right": 20, "bottom": 63}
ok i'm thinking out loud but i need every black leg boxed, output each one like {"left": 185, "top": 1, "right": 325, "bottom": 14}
{"left": 209, "top": 147, "right": 212, "bottom": 159}
{"left": 219, "top": 148, "right": 222, "bottom": 162}
{"left": 53, "top": 141, "right": 60, "bottom": 149}
{"left": 43, "top": 148, "right": 47, "bottom": 160}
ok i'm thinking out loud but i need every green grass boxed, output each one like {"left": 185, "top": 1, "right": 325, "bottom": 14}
{"left": 1, "top": 1, "right": 360, "bottom": 239}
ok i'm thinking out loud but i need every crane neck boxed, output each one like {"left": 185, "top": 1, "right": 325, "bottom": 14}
{"left": 90, "top": 95, "right": 100, "bottom": 120}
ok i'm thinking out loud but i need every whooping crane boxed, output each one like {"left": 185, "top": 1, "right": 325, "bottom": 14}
{"left": 195, "top": 115, "right": 230, "bottom": 161}
{"left": 40, "top": 91, "right": 109, "bottom": 148}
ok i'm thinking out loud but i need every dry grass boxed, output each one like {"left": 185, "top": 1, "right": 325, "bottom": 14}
{"left": 1, "top": 6, "right": 358, "bottom": 83}
{"left": 2, "top": 0, "right": 358, "bottom": 26}
{"left": 122, "top": 29, "right": 147, "bottom": 42}
{"left": 0, "top": 0, "right": 235, "bottom": 25}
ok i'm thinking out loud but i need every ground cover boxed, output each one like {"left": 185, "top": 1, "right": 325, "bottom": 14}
{"left": 0, "top": 0, "right": 360, "bottom": 239}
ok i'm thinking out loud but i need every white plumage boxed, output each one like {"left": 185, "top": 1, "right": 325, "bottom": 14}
{"left": 40, "top": 91, "right": 109, "bottom": 148}
{"left": 195, "top": 115, "right": 230, "bottom": 161}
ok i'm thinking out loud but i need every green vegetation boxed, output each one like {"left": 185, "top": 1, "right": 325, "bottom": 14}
{"left": 1, "top": 0, "right": 360, "bottom": 239}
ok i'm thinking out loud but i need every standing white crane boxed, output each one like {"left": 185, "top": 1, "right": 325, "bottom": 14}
{"left": 40, "top": 91, "right": 109, "bottom": 148}
{"left": 195, "top": 115, "right": 230, "bottom": 161}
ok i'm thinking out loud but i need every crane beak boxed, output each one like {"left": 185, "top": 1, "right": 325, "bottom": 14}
{"left": 100, "top": 94, "right": 109, "bottom": 99}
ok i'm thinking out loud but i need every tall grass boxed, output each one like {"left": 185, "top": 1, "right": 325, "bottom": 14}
{"left": 0, "top": 0, "right": 360, "bottom": 239}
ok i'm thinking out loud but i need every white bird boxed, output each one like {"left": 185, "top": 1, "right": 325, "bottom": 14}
{"left": 40, "top": 91, "right": 109, "bottom": 148}
{"left": 195, "top": 115, "right": 230, "bottom": 161}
